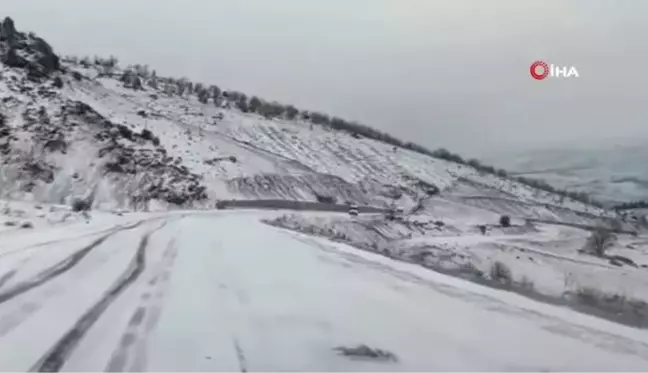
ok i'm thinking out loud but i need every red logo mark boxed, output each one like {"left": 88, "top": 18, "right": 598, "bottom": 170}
{"left": 530, "top": 60, "right": 549, "bottom": 80}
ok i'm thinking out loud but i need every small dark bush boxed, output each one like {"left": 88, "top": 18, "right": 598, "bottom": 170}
{"left": 132, "top": 76, "right": 143, "bottom": 90}
{"left": 285, "top": 105, "right": 299, "bottom": 120}
{"left": 333, "top": 345, "right": 398, "bottom": 362}
{"left": 517, "top": 276, "right": 535, "bottom": 291}
{"left": 140, "top": 129, "right": 154, "bottom": 141}
{"left": 248, "top": 96, "right": 262, "bottom": 113}
{"left": 71, "top": 198, "right": 91, "bottom": 212}
{"left": 490, "top": 261, "right": 512, "bottom": 285}
{"left": 499, "top": 215, "right": 511, "bottom": 227}
{"left": 584, "top": 228, "right": 615, "bottom": 257}
{"left": 52, "top": 76, "right": 64, "bottom": 88}
{"left": 116, "top": 124, "right": 134, "bottom": 141}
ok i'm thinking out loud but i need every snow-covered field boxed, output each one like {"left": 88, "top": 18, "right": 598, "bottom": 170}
{"left": 2, "top": 210, "right": 648, "bottom": 371}
{"left": 265, "top": 210, "right": 648, "bottom": 327}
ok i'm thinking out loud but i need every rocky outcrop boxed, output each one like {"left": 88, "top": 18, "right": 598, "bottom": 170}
{"left": 0, "top": 17, "right": 61, "bottom": 80}
{"left": 2, "top": 95, "right": 208, "bottom": 207}
{"left": 56, "top": 100, "right": 208, "bottom": 206}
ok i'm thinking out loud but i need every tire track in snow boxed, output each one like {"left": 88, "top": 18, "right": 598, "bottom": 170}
{"left": 105, "top": 238, "right": 179, "bottom": 372}
{"left": 0, "top": 220, "right": 154, "bottom": 259}
{"left": 0, "top": 221, "right": 145, "bottom": 305}
{"left": 0, "top": 227, "right": 141, "bottom": 338}
{"left": 0, "top": 270, "right": 17, "bottom": 290}
{"left": 233, "top": 337, "right": 248, "bottom": 372}
{"left": 35, "top": 221, "right": 167, "bottom": 373}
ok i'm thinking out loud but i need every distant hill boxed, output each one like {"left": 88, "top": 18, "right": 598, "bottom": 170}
{"left": 484, "top": 144, "right": 648, "bottom": 204}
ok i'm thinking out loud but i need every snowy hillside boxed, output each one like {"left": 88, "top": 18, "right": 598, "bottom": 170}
{"left": 0, "top": 17, "right": 618, "bottom": 225}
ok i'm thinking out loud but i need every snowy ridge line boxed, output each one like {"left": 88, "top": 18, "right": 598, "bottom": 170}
{"left": 0, "top": 220, "right": 146, "bottom": 305}
{"left": 217, "top": 199, "right": 389, "bottom": 213}
{"left": 34, "top": 220, "right": 169, "bottom": 373}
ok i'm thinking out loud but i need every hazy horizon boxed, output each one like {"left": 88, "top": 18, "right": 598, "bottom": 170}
{"left": 3, "top": 0, "right": 647, "bottom": 157}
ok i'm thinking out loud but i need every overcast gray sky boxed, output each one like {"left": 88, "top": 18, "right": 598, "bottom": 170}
{"left": 3, "top": 0, "right": 647, "bottom": 157}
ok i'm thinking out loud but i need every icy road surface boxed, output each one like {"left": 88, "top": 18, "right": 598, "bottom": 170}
{"left": 1, "top": 211, "right": 648, "bottom": 372}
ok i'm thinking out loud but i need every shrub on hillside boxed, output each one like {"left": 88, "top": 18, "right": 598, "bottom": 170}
{"left": 132, "top": 76, "right": 143, "bottom": 90}
{"left": 431, "top": 148, "right": 466, "bottom": 164}
{"left": 193, "top": 82, "right": 204, "bottom": 95}
{"left": 310, "top": 112, "right": 330, "bottom": 125}
{"left": 257, "top": 101, "right": 285, "bottom": 119}
{"left": 52, "top": 76, "right": 64, "bottom": 88}
{"left": 517, "top": 276, "right": 535, "bottom": 291}
{"left": 197, "top": 88, "right": 210, "bottom": 104}
{"left": 572, "top": 286, "right": 648, "bottom": 327}
{"left": 209, "top": 85, "right": 221, "bottom": 99}
{"left": 285, "top": 105, "right": 299, "bottom": 120}
{"left": 236, "top": 97, "right": 249, "bottom": 112}
{"left": 489, "top": 261, "right": 512, "bottom": 285}
{"left": 584, "top": 228, "right": 616, "bottom": 257}
{"left": 71, "top": 198, "right": 91, "bottom": 212}
{"left": 248, "top": 96, "right": 262, "bottom": 113}
{"left": 499, "top": 215, "right": 511, "bottom": 227}
{"left": 467, "top": 158, "right": 482, "bottom": 169}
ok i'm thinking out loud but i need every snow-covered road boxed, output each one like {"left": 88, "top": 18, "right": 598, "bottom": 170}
{"left": 1, "top": 211, "right": 648, "bottom": 372}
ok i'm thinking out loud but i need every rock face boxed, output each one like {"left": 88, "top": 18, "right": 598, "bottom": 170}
{"left": 0, "top": 18, "right": 208, "bottom": 209}
{"left": 0, "top": 17, "right": 61, "bottom": 80}
{"left": 63, "top": 101, "right": 208, "bottom": 206}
